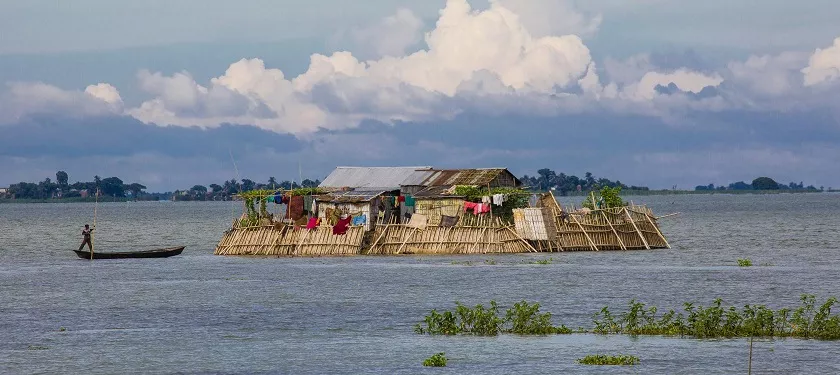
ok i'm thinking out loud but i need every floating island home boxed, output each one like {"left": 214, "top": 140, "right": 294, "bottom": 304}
{"left": 215, "top": 166, "right": 670, "bottom": 256}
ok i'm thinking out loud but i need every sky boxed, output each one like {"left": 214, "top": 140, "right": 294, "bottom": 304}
{"left": 2, "top": 0, "right": 840, "bottom": 191}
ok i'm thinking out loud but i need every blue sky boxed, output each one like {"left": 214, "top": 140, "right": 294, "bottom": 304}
{"left": 2, "top": 0, "right": 840, "bottom": 191}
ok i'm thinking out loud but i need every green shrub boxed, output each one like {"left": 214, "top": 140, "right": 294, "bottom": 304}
{"left": 577, "top": 355, "right": 639, "bottom": 365}
{"left": 738, "top": 259, "right": 753, "bottom": 267}
{"left": 423, "top": 352, "right": 447, "bottom": 367}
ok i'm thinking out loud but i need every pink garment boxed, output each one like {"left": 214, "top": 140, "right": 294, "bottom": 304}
{"left": 464, "top": 202, "right": 478, "bottom": 213}
{"left": 472, "top": 203, "right": 491, "bottom": 215}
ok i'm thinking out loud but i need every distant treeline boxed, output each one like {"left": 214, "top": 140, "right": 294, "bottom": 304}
{"left": 170, "top": 178, "right": 321, "bottom": 201}
{"left": 519, "top": 168, "right": 649, "bottom": 196}
{"left": 695, "top": 177, "right": 824, "bottom": 192}
{"left": 3, "top": 171, "right": 150, "bottom": 200}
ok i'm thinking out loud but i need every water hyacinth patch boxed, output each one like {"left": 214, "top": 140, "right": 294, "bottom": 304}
{"left": 577, "top": 355, "right": 639, "bottom": 366}
{"left": 423, "top": 352, "right": 447, "bottom": 367}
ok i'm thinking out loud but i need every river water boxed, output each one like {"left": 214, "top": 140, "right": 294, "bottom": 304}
{"left": 1, "top": 193, "right": 839, "bottom": 374}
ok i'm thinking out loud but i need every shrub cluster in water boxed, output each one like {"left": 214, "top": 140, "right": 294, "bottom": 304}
{"left": 422, "top": 352, "right": 447, "bottom": 367}
{"left": 593, "top": 295, "right": 840, "bottom": 339}
{"left": 414, "top": 301, "right": 571, "bottom": 336}
{"left": 417, "top": 295, "right": 840, "bottom": 339}
{"left": 577, "top": 355, "right": 639, "bottom": 366}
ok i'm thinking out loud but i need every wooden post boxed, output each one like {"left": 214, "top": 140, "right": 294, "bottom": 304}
{"left": 601, "top": 210, "right": 626, "bottom": 250}
{"left": 396, "top": 227, "right": 418, "bottom": 255}
{"left": 570, "top": 213, "right": 598, "bottom": 251}
{"left": 644, "top": 213, "right": 671, "bottom": 249}
{"left": 504, "top": 226, "right": 537, "bottom": 253}
{"left": 368, "top": 224, "right": 390, "bottom": 254}
{"left": 624, "top": 207, "right": 650, "bottom": 250}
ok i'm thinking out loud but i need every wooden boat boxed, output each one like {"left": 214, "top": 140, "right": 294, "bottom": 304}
{"left": 73, "top": 246, "right": 185, "bottom": 260}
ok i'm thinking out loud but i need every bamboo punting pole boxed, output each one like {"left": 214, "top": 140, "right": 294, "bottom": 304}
{"left": 601, "top": 211, "right": 627, "bottom": 250}
{"left": 624, "top": 207, "right": 650, "bottom": 250}
{"left": 91, "top": 188, "right": 98, "bottom": 260}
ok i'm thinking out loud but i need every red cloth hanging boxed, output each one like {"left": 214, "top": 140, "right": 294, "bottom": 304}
{"left": 306, "top": 217, "right": 319, "bottom": 230}
{"left": 464, "top": 202, "right": 477, "bottom": 213}
{"left": 397, "top": 195, "right": 406, "bottom": 203}
{"left": 333, "top": 216, "right": 351, "bottom": 235}
{"left": 287, "top": 195, "right": 304, "bottom": 221}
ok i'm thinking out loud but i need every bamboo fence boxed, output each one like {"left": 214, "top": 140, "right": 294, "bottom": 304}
{"left": 366, "top": 218, "right": 535, "bottom": 255}
{"left": 215, "top": 217, "right": 365, "bottom": 256}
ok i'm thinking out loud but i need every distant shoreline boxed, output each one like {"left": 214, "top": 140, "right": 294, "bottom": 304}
{"left": 0, "top": 189, "right": 830, "bottom": 204}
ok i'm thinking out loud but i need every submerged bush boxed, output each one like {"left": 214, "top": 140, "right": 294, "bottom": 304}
{"left": 738, "top": 259, "right": 753, "bottom": 267}
{"left": 577, "top": 354, "right": 639, "bottom": 366}
{"left": 423, "top": 352, "right": 447, "bottom": 367}
{"left": 418, "top": 295, "right": 840, "bottom": 340}
{"left": 592, "top": 294, "right": 840, "bottom": 340}
{"left": 416, "top": 300, "right": 570, "bottom": 336}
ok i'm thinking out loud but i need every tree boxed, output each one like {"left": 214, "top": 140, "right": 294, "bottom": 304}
{"left": 126, "top": 183, "right": 147, "bottom": 198}
{"left": 191, "top": 185, "right": 207, "bottom": 194}
{"left": 751, "top": 177, "right": 779, "bottom": 190}
{"left": 209, "top": 184, "right": 223, "bottom": 193}
{"left": 56, "top": 171, "right": 68, "bottom": 187}
{"left": 100, "top": 177, "right": 126, "bottom": 197}
{"left": 267, "top": 177, "right": 278, "bottom": 189}
{"left": 240, "top": 179, "right": 256, "bottom": 192}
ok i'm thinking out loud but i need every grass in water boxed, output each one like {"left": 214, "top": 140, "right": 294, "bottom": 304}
{"left": 415, "top": 301, "right": 571, "bottom": 336}
{"left": 484, "top": 259, "right": 498, "bottom": 265}
{"left": 577, "top": 354, "right": 639, "bottom": 366}
{"left": 423, "top": 352, "right": 447, "bottom": 367}
{"left": 532, "top": 258, "right": 553, "bottom": 265}
{"left": 417, "top": 295, "right": 840, "bottom": 340}
{"left": 738, "top": 258, "right": 753, "bottom": 267}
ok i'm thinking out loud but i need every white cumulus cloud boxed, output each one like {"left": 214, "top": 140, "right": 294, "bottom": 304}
{"left": 802, "top": 37, "right": 840, "bottom": 86}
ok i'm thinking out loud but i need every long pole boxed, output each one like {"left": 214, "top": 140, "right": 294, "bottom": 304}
{"left": 748, "top": 337, "right": 753, "bottom": 375}
{"left": 91, "top": 188, "right": 99, "bottom": 260}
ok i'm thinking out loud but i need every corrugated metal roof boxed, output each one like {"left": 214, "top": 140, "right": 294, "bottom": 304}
{"left": 316, "top": 190, "right": 387, "bottom": 203}
{"left": 420, "top": 168, "right": 510, "bottom": 186}
{"left": 319, "top": 166, "right": 434, "bottom": 190}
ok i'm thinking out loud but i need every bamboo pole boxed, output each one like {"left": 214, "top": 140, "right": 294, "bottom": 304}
{"left": 644, "top": 213, "right": 671, "bottom": 249}
{"left": 91, "top": 188, "right": 98, "bottom": 260}
{"left": 601, "top": 210, "right": 626, "bottom": 250}
{"left": 368, "top": 224, "right": 390, "bottom": 254}
{"left": 504, "top": 226, "right": 537, "bottom": 253}
{"left": 570, "top": 213, "right": 598, "bottom": 251}
{"left": 624, "top": 207, "right": 650, "bottom": 250}
{"left": 396, "top": 228, "right": 418, "bottom": 254}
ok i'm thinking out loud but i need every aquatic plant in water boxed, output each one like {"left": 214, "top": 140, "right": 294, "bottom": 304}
{"left": 418, "top": 295, "right": 840, "bottom": 340}
{"left": 415, "top": 301, "right": 570, "bottom": 336}
{"left": 592, "top": 295, "right": 840, "bottom": 339}
{"left": 738, "top": 258, "right": 753, "bottom": 267}
{"left": 577, "top": 355, "right": 639, "bottom": 366}
{"left": 423, "top": 352, "right": 447, "bottom": 367}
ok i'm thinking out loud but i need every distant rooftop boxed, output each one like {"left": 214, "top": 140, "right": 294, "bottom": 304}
{"left": 319, "top": 166, "right": 433, "bottom": 190}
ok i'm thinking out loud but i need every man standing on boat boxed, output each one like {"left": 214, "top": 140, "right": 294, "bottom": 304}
{"left": 79, "top": 224, "right": 94, "bottom": 251}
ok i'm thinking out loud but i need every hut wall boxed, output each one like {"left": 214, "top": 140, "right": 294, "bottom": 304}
{"left": 513, "top": 208, "right": 557, "bottom": 241}
{"left": 413, "top": 198, "right": 465, "bottom": 226}
{"left": 317, "top": 201, "right": 373, "bottom": 230}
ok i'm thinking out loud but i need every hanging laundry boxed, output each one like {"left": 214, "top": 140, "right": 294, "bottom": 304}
{"left": 397, "top": 195, "right": 406, "bottom": 203}
{"left": 385, "top": 196, "right": 396, "bottom": 208}
{"left": 352, "top": 214, "right": 367, "bottom": 226}
{"left": 440, "top": 215, "right": 459, "bottom": 227}
{"left": 333, "top": 215, "right": 351, "bottom": 235}
{"left": 303, "top": 196, "right": 314, "bottom": 212}
{"left": 280, "top": 195, "right": 290, "bottom": 204}
{"left": 325, "top": 208, "right": 340, "bottom": 225}
{"left": 306, "top": 217, "right": 320, "bottom": 230}
{"left": 473, "top": 203, "right": 491, "bottom": 215}
{"left": 273, "top": 193, "right": 283, "bottom": 204}
{"left": 492, "top": 194, "right": 506, "bottom": 206}
{"left": 404, "top": 194, "right": 415, "bottom": 207}
{"left": 407, "top": 213, "right": 428, "bottom": 230}
{"left": 464, "top": 202, "right": 478, "bottom": 213}
{"left": 481, "top": 196, "right": 491, "bottom": 204}
{"left": 287, "top": 195, "right": 305, "bottom": 221}
{"left": 267, "top": 195, "right": 275, "bottom": 203}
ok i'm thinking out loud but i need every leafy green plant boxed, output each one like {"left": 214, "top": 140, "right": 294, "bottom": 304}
{"left": 423, "top": 352, "right": 447, "bottom": 367}
{"left": 582, "top": 186, "right": 626, "bottom": 209}
{"left": 577, "top": 355, "right": 639, "bottom": 366}
{"left": 416, "top": 300, "right": 571, "bottom": 336}
{"left": 738, "top": 259, "right": 753, "bottom": 267}
{"left": 484, "top": 259, "right": 498, "bottom": 265}
{"left": 532, "top": 258, "right": 553, "bottom": 265}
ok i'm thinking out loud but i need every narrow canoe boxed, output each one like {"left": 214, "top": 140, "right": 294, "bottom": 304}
{"left": 73, "top": 246, "right": 185, "bottom": 260}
